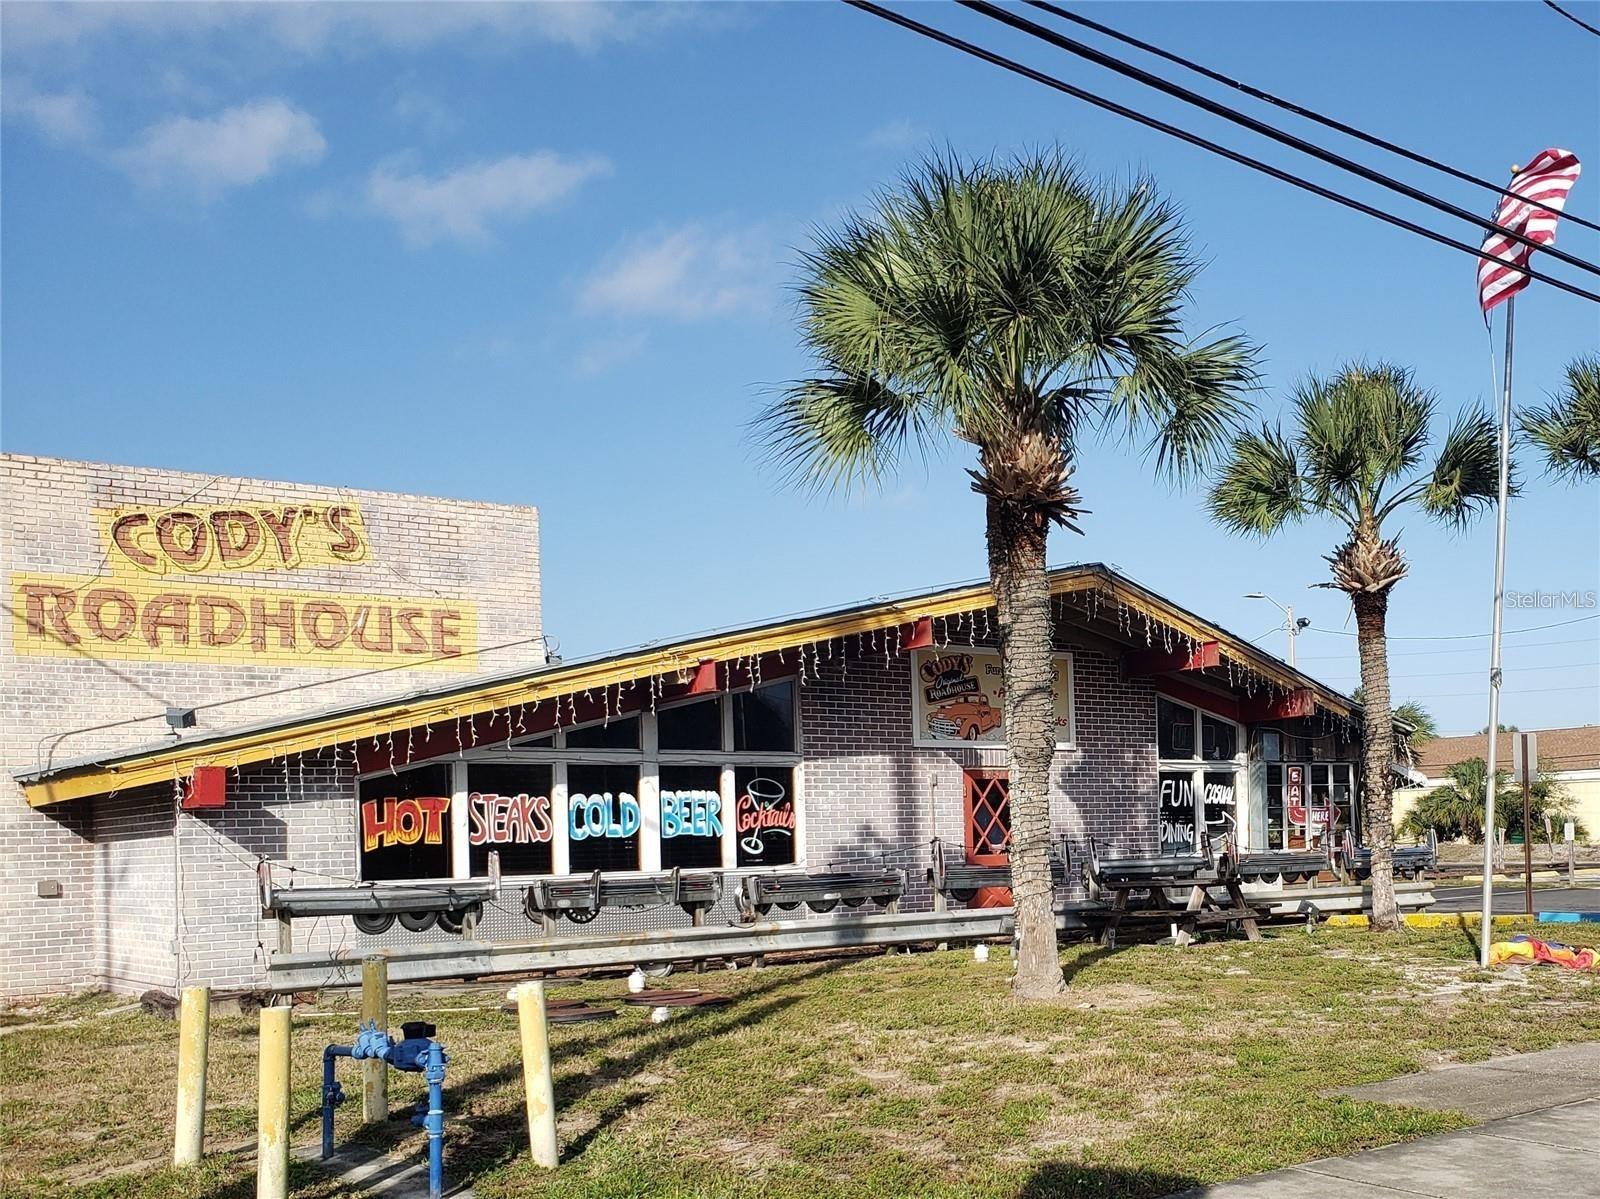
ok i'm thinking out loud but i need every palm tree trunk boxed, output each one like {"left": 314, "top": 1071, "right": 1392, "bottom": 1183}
{"left": 985, "top": 496, "right": 1065, "bottom": 999}
{"left": 1352, "top": 588, "right": 1400, "bottom": 931}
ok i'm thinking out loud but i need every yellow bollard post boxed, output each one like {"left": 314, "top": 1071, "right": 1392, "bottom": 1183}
{"left": 515, "top": 981, "right": 559, "bottom": 1168}
{"left": 360, "top": 956, "right": 389, "bottom": 1122}
{"left": 173, "top": 986, "right": 210, "bottom": 1166}
{"left": 257, "top": 1004, "right": 291, "bottom": 1199}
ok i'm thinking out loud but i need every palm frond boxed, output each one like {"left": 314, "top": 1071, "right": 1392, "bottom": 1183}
{"left": 1418, "top": 408, "right": 1505, "bottom": 529}
{"left": 1520, "top": 354, "right": 1600, "bottom": 480}
{"left": 1207, "top": 425, "right": 1305, "bottom": 536}
{"left": 752, "top": 374, "right": 935, "bottom": 495}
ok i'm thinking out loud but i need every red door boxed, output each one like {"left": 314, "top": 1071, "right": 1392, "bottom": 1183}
{"left": 963, "top": 769, "right": 1011, "bottom": 907}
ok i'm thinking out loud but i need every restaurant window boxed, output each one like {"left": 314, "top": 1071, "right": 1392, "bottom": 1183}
{"left": 567, "top": 763, "right": 641, "bottom": 873}
{"left": 733, "top": 682, "right": 795, "bottom": 752}
{"left": 734, "top": 765, "right": 797, "bottom": 867}
{"left": 1265, "top": 760, "right": 1356, "bottom": 850}
{"left": 1157, "top": 697, "right": 1196, "bottom": 759}
{"left": 467, "top": 764, "right": 553, "bottom": 877}
{"left": 659, "top": 764, "right": 724, "bottom": 870}
{"left": 358, "top": 763, "right": 453, "bottom": 882}
{"left": 658, "top": 696, "right": 724, "bottom": 752}
{"left": 565, "top": 715, "right": 640, "bottom": 751}
{"left": 1157, "top": 695, "right": 1243, "bottom": 855}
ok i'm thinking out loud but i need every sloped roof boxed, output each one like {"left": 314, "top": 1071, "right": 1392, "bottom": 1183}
{"left": 1412, "top": 725, "right": 1600, "bottom": 776}
{"left": 16, "top": 562, "right": 1357, "bottom": 806}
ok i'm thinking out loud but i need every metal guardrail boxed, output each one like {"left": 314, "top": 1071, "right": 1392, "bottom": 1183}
{"left": 267, "top": 908, "right": 1016, "bottom": 992}
{"left": 265, "top": 878, "right": 1441, "bottom": 992}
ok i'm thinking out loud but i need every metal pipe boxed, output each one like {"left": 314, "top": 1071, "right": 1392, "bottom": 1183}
{"left": 321, "top": 1043, "right": 352, "bottom": 1160}
{"left": 516, "top": 981, "right": 558, "bottom": 1169}
{"left": 1479, "top": 295, "right": 1514, "bottom": 967}
{"left": 360, "top": 956, "right": 388, "bottom": 1122}
{"left": 173, "top": 986, "right": 209, "bottom": 1167}
{"left": 425, "top": 1040, "right": 446, "bottom": 1199}
{"left": 257, "top": 1005, "right": 292, "bottom": 1199}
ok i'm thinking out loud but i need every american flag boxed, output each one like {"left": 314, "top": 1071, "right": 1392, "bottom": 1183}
{"left": 1477, "top": 148, "right": 1582, "bottom": 313}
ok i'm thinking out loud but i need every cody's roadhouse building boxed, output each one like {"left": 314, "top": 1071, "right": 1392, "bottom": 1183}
{"left": 7, "top": 455, "right": 1367, "bottom": 997}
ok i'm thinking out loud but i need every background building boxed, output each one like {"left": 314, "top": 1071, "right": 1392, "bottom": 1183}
{"left": 1, "top": 453, "right": 541, "bottom": 996}
{"left": 15, "top": 562, "right": 1363, "bottom": 995}
{"left": 1393, "top": 725, "right": 1600, "bottom": 842}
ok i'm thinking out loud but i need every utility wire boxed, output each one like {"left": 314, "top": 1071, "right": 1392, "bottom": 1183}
{"left": 1298, "top": 634, "right": 1599, "bottom": 661}
{"left": 1024, "top": 0, "right": 1600, "bottom": 237}
{"left": 963, "top": 0, "right": 1600, "bottom": 277}
{"left": 843, "top": 2, "right": 1600, "bottom": 305}
{"left": 1302, "top": 613, "right": 1599, "bottom": 640}
{"left": 1544, "top": 0, "right": 1600, "bottom": 37}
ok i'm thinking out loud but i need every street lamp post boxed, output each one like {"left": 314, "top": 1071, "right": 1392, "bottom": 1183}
{"left": 1244, "top": 593, "right": 1310, "bottom": 668}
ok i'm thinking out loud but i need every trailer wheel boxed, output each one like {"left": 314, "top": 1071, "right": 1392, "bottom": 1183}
{"left": 872, "top": 895, "right": 895, "bottom": 908}
{"left": 842, "top": 896, "right": 866, "bottom": 907}
{"left": 436, "top": 908, "right": 469, "bottom": 935}
{"left": 352, "top": 912, "right": 395, "bottom": 935}
{"left": 565, "top": 907, "right": 600, "bottom": 924}
{"left": 642, "top": 962, "right": 674, "bottom": 979}
{"left": 808, "top": 899, "right": 839, "bottom": 913}
{"left": 951, "top": 888, "right": 976, "bottom": 903}
{"left": 398, "top": 911, "right": 438, "bottom": 932}
{"left": 754, "top": 903, "right": 772, "bottom": 916}
{"left": 777, "top": 901, "right": 800, "bottom": 911}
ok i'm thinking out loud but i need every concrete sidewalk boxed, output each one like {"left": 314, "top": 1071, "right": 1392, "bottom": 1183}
{"left": 1167, "top": 1046, "right": 1600, "bottom": 1198}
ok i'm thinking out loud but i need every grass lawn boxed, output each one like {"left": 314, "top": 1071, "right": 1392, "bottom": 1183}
{"left": 4, "top": 923, "right": 1599, "bottom": 1199}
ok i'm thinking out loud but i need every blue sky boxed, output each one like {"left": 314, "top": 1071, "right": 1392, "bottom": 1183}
{"left": 3, "top": 0, "right": 1597, "bottom": 736}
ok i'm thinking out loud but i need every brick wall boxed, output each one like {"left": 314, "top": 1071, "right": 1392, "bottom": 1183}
{"left": 799, "top": 632, "right": 1159, "bottom": 903}
{"left": 2, "top": 453, "right": 541, "bottom": 997}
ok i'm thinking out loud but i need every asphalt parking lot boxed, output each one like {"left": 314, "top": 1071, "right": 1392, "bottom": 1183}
{"left": 1431, "top": 882, "right": 1600, "bottom": 914}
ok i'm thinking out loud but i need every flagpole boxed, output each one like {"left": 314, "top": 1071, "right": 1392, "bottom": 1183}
{"left": 1478, "top": 292, "right": 1514, "bottom": 966}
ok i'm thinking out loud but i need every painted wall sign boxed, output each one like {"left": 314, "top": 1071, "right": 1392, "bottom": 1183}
{"left": 97, "top": 502, "right": 371, "bottom": 576}
{"left": 9, "top": 497, "right": 481, "bottom": 669}
{"left": 12, "top": 574, "right": 477, "bottom": 669}
{"left": 568, "top": 792, "right": 640, "bottom": 840}
{"left": 661, "top": 790, "right": 723, "bottom": 839}
{"left": 1159, "top": 772, "right": 1197, "bottom": 855}
{"left": 361, "top": 794, "right": 451, "bottom": 852}
{"left": 910, "top": 649, "right": 1073, "bottom": 747}
{"left": 468, "top": 791, "right": 553, "bottom": 846}
{"left": 732, "top": 771, "right": 796, "bottom": 864}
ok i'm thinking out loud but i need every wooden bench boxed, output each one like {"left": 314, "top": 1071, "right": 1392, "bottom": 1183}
{"left": 925, "top": 837, "right": 1072, "bottom": 906}
{"left": 1229, "top": 843, "right": 1332, "bottom": 885}
{"left": 1340, "top": 828, "right": 1438, "bottom": 881}
{"left": 1086, "top": 834, "right": 1263, "bottom": 948}
{"left": 522, "top": 869, "right": 724, "bottom": 928}
{"left": 736, "top": 869, "right": 906, "bottom": 918}
{"left": 257, "top": 862, "right": 495, "bottom": 939}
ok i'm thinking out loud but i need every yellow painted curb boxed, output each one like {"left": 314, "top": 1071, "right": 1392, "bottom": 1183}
{"left": 1325, "top": 913, "right": 1538, "bottom": 929}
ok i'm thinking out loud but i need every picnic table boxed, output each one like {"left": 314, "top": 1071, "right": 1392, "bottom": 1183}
{"left": 1086, "top": 834, "right": 1264, "bottom": 948}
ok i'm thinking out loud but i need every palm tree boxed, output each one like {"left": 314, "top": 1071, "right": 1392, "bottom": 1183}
{"left": 1400, "top": 757, "right": 1583, "bottom": 843}
{"left": 1352, "top": 687, "right": 1436, "bottom": 743}
{"left": 1208, "top": 364, "right": 1500, "bottom": 931}
{"left": 1521, "top": 354, "right": 1599, "bottom": 480}
{"left": 757, "top": 152, "right": 1256, "bottom": 999}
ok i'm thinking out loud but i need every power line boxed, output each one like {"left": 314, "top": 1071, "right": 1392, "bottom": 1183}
{"left": 1405, "top": 681, "right": 1599, "bottom": 699}
{"left": 1298, "top": 634, "right": 1598, "bottom": 661}
{"left": 1323, "top": 659, "right": 1598, "bottom": 681}
{"left": 1024, "top": 0, "right": 1600, "bottom": 237}
{"left": 1544, "top": 0, "right": 1600, "bottom": 37}
{"left": 843, "top": 1, "right": 1600, "bottom": 305}
{"left": 962, "top": 0, "right": 1600, "bottom": 279}
{"left": 1301, "top": 613, "right": 1600, "bottom": 640}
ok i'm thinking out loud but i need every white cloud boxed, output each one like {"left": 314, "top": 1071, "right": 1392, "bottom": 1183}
{"left": 117, "top": 99, "right": 326, "bottom": 194}
{"left": 863, "top": 117, "right": 925, "bottom": 152}
{"left": 1, "top": 78, "right": 96, "bottom": 142}
{"left": 365, "top": 151, "right": 612, "bottom": 246}
{"left": 2, "top": 1, "right": 722, "bottom": 57}
{"left": 580, "top": 223, "right": 783, "bottom": 321}
{"left": 573, "top": 331, "right": 648, "bottom": 378}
